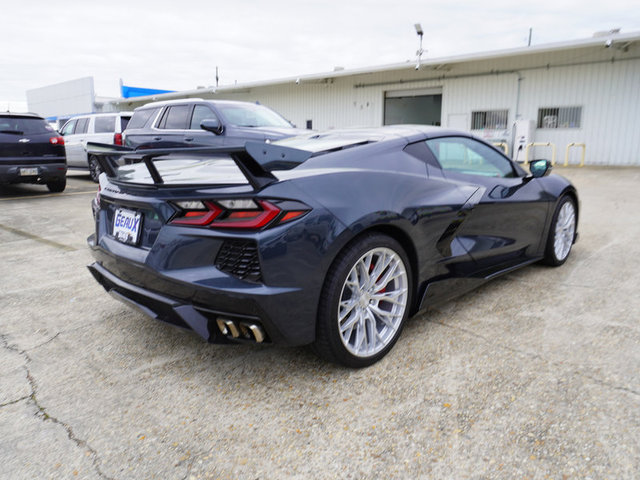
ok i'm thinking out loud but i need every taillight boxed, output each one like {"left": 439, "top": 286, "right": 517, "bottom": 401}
{"left": 49, "top": 136, "right": 64, "bottom": 145}
{"left": 170, "top": 199, "right": 309, "bottom": 229}
{"left": 113, "top": 133, "right": 123, "bottom": 145}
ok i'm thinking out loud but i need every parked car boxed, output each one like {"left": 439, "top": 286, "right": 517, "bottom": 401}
{"left": 0, "top": 113, "right": 66, "bottom": 192}
{"left": 87, "top": 126, "right": 578, "bottom": 367}
{"left": 60, "top": 112, "right": 132, "bottom": 182}
{"left": 122, "top": 99, "right": 306, "bottom": 149}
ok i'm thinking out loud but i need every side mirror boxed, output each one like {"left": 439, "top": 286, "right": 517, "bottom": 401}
{"left": 200, "top": 118, "right": 224, "bottom": 135}
{"left": 529, "top": 159, "right": 552, "bottom": 178}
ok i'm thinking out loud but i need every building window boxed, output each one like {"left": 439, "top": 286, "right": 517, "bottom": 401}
{"left": 537, "top": 106, "right": 582, "bottom": 128}
{"left": 471, "top": 110, "right": 508, "bottom": 129}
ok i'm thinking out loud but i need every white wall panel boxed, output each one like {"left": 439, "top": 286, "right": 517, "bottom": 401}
{"left": 122, "top": 51, "right": 640, "bottom": 165}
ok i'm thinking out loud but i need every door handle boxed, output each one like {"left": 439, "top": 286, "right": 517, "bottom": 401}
{"left": 184, "top": 137, "right": 194, "bottom": 142}
{"left": 153, "top": 137, "right": 162, "bottom": 141}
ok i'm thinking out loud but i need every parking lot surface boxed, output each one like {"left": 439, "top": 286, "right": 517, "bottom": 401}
{"left": 1, "top": 168, "right": 639, "bottom": 479}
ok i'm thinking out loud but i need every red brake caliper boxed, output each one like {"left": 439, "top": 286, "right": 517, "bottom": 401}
{"left": 369, "top": 261, "right": 386, "bottom": 294}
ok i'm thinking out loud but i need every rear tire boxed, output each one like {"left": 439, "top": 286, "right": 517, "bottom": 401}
{"left": 89, "top": 156, "right": 101, "bottom": 183}
{"left": 542, "top": 196, "right": 576, "bottom": 266}
{"left": 314, "top": 233, "right": 412, "bottom": 368}
{"left": 46, "top": 177, "right": 66, "bottom": 193}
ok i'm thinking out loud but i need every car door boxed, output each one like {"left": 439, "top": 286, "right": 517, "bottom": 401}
{"left": 424, "top": 136, "right": 551, "bottom": 270}
{"left": 61, "top": 117, "right": 89, "bottom": 167}
{"left": 184, "top": 104, "right": 225, "bottom": 147}
{"left": 151, "top": 105, "right": 190, "bottom": 148}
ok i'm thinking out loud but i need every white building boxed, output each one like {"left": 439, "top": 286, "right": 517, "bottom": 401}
{"left": 113, "top": 30, "right": 639, "bottom": 166}
{"left": 26, "top": 77, "right": 118, "bottom": 127}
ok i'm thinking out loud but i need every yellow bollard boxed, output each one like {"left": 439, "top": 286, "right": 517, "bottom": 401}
{"left": 564, "top": 143, "right": 586, "bottom": 167}
{"left": 524, "top": 142, "right": 557, "bottom": 166}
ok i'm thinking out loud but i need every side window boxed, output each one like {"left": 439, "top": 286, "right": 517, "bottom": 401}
{"left": 75, "top": 117, "right": 89, "bottom": 134}
{"left": 127, "top": 108, "right": 160, "bottom": 129}
{"left": 60, "top": 119, "right": 76, "bottom": 136}
{"left": 190, "top": 105, "right": 217, "bottom": 129}
{"left": 425, "top": 137, "right": 516, "bottom": 178}
{"left": 94, "top": 116, "right": 116, "bottom": 133}
{"left": 157, "top": 105, "right": 191, "bottom": 130}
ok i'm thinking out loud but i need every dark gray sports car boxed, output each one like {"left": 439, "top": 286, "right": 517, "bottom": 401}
{"left": 87, "top": 126, "right": 578, "bottom": 367}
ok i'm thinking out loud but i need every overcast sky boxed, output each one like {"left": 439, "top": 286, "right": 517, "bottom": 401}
{"left": 2, "top": 0, "right": 639, "bottom": 111}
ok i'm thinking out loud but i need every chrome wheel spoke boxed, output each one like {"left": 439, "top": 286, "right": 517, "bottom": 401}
{"left": 340, "top": 312, "right": 360, "bottom": 344}
{"left": 369, "top": 305, "right": 399, "bottom": 330}
{"left": 370, "top": 288, "right": 407, "bottom": 304}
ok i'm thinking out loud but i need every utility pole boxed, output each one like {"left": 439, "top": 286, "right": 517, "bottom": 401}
{"left": 415, "top": 24, "right": 424, "bottom": 70}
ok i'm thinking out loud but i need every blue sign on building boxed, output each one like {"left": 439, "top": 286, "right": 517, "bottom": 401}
{"left": 121, "top": 85, "right": 175, "bottom": 98}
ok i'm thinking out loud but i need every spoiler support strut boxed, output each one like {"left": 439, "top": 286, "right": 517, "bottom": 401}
{"left": 86, "top": 141, "right": 312, "bottom": 190}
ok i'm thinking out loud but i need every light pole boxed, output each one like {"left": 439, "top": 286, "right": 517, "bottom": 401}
{"left": 415, "top": 23, "right": 424, "bottom": 70}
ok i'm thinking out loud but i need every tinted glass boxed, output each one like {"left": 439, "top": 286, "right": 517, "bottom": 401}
{"left": 216, "top": 103, "right": 291, "bottom": 128}
{"left": 127, "top": 107, "right": 161, "bottom": 129}
{"left": 114, "top": 155, "right": 247, "bottom": 185}
{"left": 60, "top": 119, "right": 76, "bottom": 136}
{"left": 120, "top": 116, "right": 131, "bottom": 131}
{"left": 426, "top": 137, "right": 516, "bottom": 178}
{"left": 75, "top": 117, "right": 89, "bottom": 134}
{"left": 0, "top": 116, "right": 54, "bottom": 134}
{"left": 158, "top": 105, "right": 190, "bottom": 130}
{"left": 94, "top": 116, "right": 116, "bottom": 133}
{"left": 190, "top": 105, "right": 216, "bottom": 129}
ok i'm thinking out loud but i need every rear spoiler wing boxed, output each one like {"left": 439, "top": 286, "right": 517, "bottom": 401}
{"left": 86, "top": 141, "right": 313, "bottom": 190}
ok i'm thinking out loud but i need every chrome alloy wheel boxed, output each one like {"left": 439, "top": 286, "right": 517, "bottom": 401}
{"left": 337, "top": 247, "right": 409, "bottom": 358}
{"left": 553, "top": 201, "right": 576, "bottom": 261}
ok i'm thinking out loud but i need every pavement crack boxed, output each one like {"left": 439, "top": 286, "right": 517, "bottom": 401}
{"left": 0, "top": 395, "right": 31, "bottom": 408}
{"left": 0, "top": 333, "right": 116, "bottom": 480}
{"left": 429, "top": 317, "right": 640, "bottom": 399}
{"left": 27, "top": 332, "right": 61, "bottom": 351}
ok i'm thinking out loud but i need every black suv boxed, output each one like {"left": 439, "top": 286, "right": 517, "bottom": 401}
{"left": 123, "top": 99, "right": 306, "bottom": 149}
{"left": 0, "top": 113, "right": 67, "bottom": 192}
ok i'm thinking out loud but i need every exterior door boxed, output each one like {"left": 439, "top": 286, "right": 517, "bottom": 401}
{"left": 424, "top": 136, "right": 550, "bottom": 269}
{"left": 62, "top": 117, "right": 89, "bottom": 167}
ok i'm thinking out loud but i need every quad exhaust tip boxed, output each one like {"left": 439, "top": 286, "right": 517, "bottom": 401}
{"left": 216, "top": 318, "right": 266, "bottom": 343}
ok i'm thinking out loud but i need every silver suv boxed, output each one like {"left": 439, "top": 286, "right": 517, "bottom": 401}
{"left": 60, "top": 112, "right": 132, "bottom": 182}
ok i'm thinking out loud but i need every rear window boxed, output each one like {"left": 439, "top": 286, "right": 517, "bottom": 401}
{"left": 95, "top": 116, "right": 116, "bottom": 133}
{"left": 113, "top": 154, "right": 248, "bottom": 185}
{"left": 275, "top": 133, "right": 381, "bottom": 153}
{"left": 127, "top": 107, "right": 161, "bottom": 129}
{"left": 0, "top": 116, "right": 54, "bottom": 135}
{"left": 120, "top": 116, "right": 131, "bottom": 131}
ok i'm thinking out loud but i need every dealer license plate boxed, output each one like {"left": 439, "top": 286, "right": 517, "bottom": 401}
{"left": 113, "top": 208, "right": 142, "bottom": 245}
{"left": 20, "top": 167, "right": 38, "bottom": 176}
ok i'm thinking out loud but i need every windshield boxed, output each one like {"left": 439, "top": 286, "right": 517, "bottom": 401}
{"left": 0, "top": 116, "right": 53, "bottom": 135}
{"left": 216, "top": 103, "right": 292, "bottom": 128}
{"left": 114, "top": 155, "right": 248, "bottom": 185}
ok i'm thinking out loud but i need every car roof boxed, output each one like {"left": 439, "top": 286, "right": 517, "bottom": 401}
{"left": 134, "top": 98, "right": 262, "bottom": 110}
{"left": 0, "top": 112, "right": 44, "bottom": 119}
{"left": 65, "top": 112, "right": 133, "bottom": 119}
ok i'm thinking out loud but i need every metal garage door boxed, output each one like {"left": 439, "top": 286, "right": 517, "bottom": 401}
{"left": 384, "top": 88, "right": 442, "bottom": 126}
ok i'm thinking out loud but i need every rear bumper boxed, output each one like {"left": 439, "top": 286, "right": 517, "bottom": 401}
{"left": 87, "top": 234, "right": 319, "bottom": 347}
{"left": 88, "top": 261, "right": 265, "bottom": 343}
{"left": 0, "top": 161, "right": 67, "bottom": 184}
